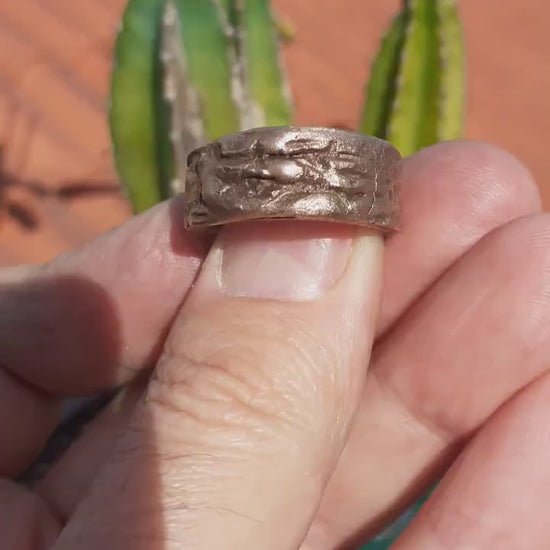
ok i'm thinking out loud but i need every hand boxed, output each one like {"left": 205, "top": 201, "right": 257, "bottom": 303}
{"left": 1, "top": 141, "right": 548, "bottom": 550}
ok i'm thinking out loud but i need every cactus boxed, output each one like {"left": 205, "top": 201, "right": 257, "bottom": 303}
{"left": 360, "top": 485, "right": 436, "bottom": 549}
{"left": 110, "top": 0, "right": 464, "bottom": 213}
{"left": 109, "top": 0, "right": 169, "bottom": 213}
{"left": 361, "top": 0, "right": 465, "bottom": 157}
{"left": 110, "top": 0, "right": 292, "bottom": 213}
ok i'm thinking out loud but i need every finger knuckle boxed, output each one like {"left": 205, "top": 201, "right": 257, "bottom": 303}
{"left": 413, "top": 141, "right": 541, "bottom": 228}
{"left": 146, "top": 303, "right": 341, "bottom": 440}
{"left": 462, "top": 141, "right": 539, "bottom": 210}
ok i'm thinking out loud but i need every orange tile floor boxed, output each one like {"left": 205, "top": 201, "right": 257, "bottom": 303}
{"left": 0, "top": 0, "right": 549, "bottom": 265}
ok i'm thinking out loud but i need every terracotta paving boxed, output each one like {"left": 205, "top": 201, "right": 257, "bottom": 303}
{"left": 0, "top": 0, "right": 549, "bottom": 266}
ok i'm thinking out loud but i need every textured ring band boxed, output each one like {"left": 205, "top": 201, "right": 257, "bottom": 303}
{"left": 183, "top": 126, "right": 401, "bottom": 231}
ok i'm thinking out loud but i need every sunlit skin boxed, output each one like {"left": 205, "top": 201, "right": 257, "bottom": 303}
{"left": 1, "top": 141, "right": 549, "bottom": 549}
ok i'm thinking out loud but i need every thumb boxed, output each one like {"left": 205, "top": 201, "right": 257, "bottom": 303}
{"left": 55, "top": 221, "right": 384, "bottom": 550}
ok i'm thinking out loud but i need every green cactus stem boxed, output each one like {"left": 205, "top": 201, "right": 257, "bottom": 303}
{"left": 234, "top": 0, "right": 293, "bottom": 127}
{"left": 110, "top": 0, "right": 292, "bottom": 214}
{"left": 109, "top": 0, "right": 169, "bottom": 213}
{"left": 360, "top": 0, "right": 465, "bottom": 157}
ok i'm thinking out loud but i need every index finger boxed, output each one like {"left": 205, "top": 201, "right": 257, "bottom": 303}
{"left": 0, "top": 196, "right": 211, "bottom": 394}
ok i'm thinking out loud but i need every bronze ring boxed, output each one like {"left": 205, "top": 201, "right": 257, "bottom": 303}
{"left": 183, "top": 126, "right": 401, "bottom": 231}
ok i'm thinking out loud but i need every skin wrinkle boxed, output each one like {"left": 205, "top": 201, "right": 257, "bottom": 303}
{"left": 130, "top": 396, "right": 323, "bottom": 549}
{"left": 148, "top": 354, "right": 293, "bottom": 437}
{"left": 369, "top": 365, "right": 456, "bottom": 448}
{"left": 152, "top": 321, "right": 336, "bottom": 459}
{"left": 445, "top": 283, "right": 492, "bottom": 339}
{"left": 163, "top": 304, "right": 346, "bottom": 438}
{"left": 150, "top": 344, "right": 330, "bottom": 451}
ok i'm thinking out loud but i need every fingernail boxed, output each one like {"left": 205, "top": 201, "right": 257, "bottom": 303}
{"left": 219, "top": 222, "right": 354, "bottom": 300}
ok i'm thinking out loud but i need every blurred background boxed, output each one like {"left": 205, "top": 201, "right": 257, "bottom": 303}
{"left": 0, "top": 0, "right": 549, "bottom": 265}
